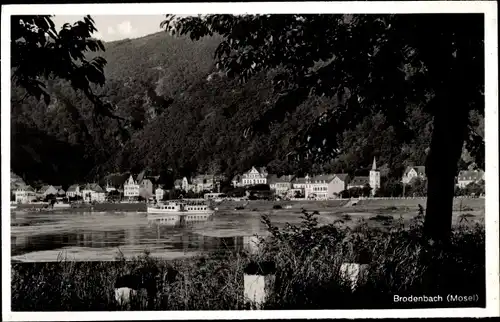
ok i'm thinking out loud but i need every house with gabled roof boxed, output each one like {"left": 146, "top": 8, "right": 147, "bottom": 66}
{"left": 304, "top": 174, "right": 337, "bottom": 200}
{"left": 37, "top": 185, "right": 58, "bottom": 197}
{"left": 66, "top": 184, "right": 81, "bottom": 198}
{"left": 123, "top": 175, "right": 140, "bottom": 200}
{"left": 81, "top": 183, "right": 106, "bottom": 203}
{"left": 457, "top": 169, "right": 485, "bottom": 188}
{"left": 402, "top": 166, "right": 426, "bottom": 184}
{"left": 14, "top": 185, "right": 37, "bottom": 204}
{"left": 273, "top": 175, "right": 295, "bottom": 197}
{"left": 241, "top": 166, "right": 268, "bottom": 186}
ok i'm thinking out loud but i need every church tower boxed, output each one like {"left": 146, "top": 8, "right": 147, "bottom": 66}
{"left": 369, "top": 157, "right": 380, "bottom": 196}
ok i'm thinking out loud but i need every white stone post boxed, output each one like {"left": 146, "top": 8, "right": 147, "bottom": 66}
{"left": 340, "top": 263, "right": 370, "bottom": 291}
{"left": 243, "top": 261, "right": 276, "bottom": 310}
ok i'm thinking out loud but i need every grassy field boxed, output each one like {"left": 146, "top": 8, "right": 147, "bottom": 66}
{"left": 11, "top": 208, "right": 485, "bottom": 311}
{"left": 217, "top": 198, "right": 485, "bottom": 230}
{"left": 216, "top": 197, "right": 485, "bottom": 213}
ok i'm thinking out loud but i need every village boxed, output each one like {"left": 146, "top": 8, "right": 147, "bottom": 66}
{"left": 10, "top": 157, "right": 485, "bottom": 205}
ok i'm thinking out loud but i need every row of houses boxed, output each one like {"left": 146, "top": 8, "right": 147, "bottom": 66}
{"left": 229, "top": 159, "right": 485, "bottom": 199}
{"left": 12, "top": 184, "right": 67, "bottom": 204}
{"left": 229, "top": 159, "right": 382, "bottom": 199}
{"left": 11, "top": 161, "right": 485, "bottom": 204}
{"left": 12, "top": 183, "right": 110, "bottom": 204}
{"left": 172, "top": 174, "right": 226, "bottom": 194}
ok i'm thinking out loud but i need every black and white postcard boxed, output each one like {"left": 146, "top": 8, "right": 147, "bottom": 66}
{"left": 1, "top": 1, "right": 498, "bottom": 320}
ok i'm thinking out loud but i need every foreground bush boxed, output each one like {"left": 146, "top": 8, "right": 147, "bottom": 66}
{"left": 11, "top": 210, "right": 485, "bottom": 311}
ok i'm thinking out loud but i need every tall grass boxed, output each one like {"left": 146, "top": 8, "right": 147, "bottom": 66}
{"left": 11, "top": 209, "right": 485, "bottom": 311}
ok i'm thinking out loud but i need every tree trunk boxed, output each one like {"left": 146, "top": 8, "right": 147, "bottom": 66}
{"left": 424, "top": 100, "right": 470, "bottom": 243}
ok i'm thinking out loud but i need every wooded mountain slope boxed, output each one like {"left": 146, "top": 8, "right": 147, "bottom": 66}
{"left": 10, "top": 31, "right": 482, "bottom": 187}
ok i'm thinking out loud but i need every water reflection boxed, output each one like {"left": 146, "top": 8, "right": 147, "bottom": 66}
{"left": 11, "top": 211, "right": 264, "bottom": 261}
{"left": 147, "top": 213, "right": 213, "bottom": 228}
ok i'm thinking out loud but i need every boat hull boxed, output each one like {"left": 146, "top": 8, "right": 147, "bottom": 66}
{"left": 147, "top": 208, "right": 214, "bottom": 215}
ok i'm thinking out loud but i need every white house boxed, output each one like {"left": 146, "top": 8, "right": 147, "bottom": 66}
{"left": 241, "top": 166, "right": 268, "bottom": 186}
{"left": 156, "top": 187, "right": 165, "bottom": 201}
{"left": 82, "top": 184, "right": 106, "bottom": 203}
{"left": 291, "top": 176, "right": 310, "bottom": 197}
{"left": 304, "top": 174, "right": 337, "bottom": 200}
{"left": 272, "top": 175, "right": 295, "bottom": 197}
{"left": 123, "top": 175, "right": 140, "bottom": 200}
{"left": 402, "top": 166, "right": 426, "bottom": 184}
{"left": 14, "top": 185, "right": 37, "bottom": 203}
{"left": 66, "top": 184, "right": 81, "bottom": 198}
{"left": 457, "top": 170, "right": 485, "bottom": 188}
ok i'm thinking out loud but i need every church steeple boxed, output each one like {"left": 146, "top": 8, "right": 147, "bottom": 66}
{"left": 372, "top": 157, "right": 377, "bottom": 171}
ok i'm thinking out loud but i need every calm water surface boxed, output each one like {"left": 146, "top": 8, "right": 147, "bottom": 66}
{"left": 10, "top": 210, "right": 334, "bottom": 262}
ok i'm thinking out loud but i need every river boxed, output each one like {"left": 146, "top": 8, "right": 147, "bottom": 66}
{"left": 10, "top": 210, "right": 334, "bottom": 262}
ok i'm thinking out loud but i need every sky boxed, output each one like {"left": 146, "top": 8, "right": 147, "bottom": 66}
{"left": 51, "top": 15, "right": 167, "bottom": 42}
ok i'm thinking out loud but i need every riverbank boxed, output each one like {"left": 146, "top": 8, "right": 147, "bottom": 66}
{"left": 12, "top": 197, "right": 484, "bottom": 214}
{"left": 11, "top": 211, "right": 485, "bottom": 311}
{"left": 13, "top": 202, "right": 147, "bottom": 213}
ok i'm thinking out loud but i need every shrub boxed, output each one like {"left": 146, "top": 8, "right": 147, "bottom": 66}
{"left": 11, "top": 208, "right": 485, "bottom": 311}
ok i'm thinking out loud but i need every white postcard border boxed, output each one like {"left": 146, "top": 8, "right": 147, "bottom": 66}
{"left": 2, "top": 1, "right": 498, "bottom": 320}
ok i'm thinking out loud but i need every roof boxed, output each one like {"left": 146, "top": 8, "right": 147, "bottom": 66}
{"left": 349, "top": 176, "right": 369, "bottom": 186}
{"left": 275, "top": 175, "right": 295, "bottom": 183}
{"left": 458, "top": 170, "right": 484, "bottom": 181}
{"left": 335, "top": 173, "right": 350, "bottom": 182}
{"left": 124, "top": 174, "right": 138, "bottom": 186}
{"left": 404, "top": 166, "right": 426, "bottom": 176}
{"left": 83, "top": 183, "right": 104, "bottom": 193}
{"left": 67, "top": 184, "right": 79, "bottom": 192}
{"left": 244, "top": 166, "right": 267, "bottom": 176}
{"left": 38, "top": 185, "right": 55, "bottom": 193}
{"left": 293, "top": 177, "right": 307, "bottom": 184}
{"left": 57, "top": 189, "right": 65, "bottom": 194}
{"left": 311, "top": 174, "right": 335, "bottom": 183}
{"left": 17, "top": 185, "right": 35, "bottom": 192}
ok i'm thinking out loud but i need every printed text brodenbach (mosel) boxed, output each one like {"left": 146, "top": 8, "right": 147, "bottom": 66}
{"left": 393, "top": 294, "right": 479, "bottom": 303}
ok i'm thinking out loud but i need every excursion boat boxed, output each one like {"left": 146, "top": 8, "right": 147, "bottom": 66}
{"left": 147, "top": 199, "right": 215, "bottom": 215}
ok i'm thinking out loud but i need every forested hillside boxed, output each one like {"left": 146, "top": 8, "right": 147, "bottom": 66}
{"left": 10, "top": 31, "right": 483, "bottom": 187}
